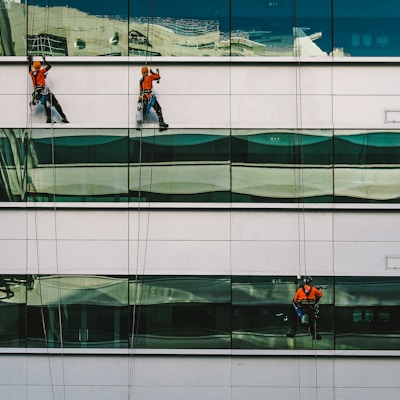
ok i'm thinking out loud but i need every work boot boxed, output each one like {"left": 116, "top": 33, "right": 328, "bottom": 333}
{"left": 286, "top": 330, "right": 295, "bottom": 338}
{"left": 159, "top": 120, "right": 169, "bottom": 132}
{"left": 62, "top": 118, "right": 69, "bottom": 123}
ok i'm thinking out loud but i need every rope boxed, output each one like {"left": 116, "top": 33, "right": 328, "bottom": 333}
{"left": 228, "top": 10, "right": 233, "bottom": 397}
{"left": 128, "top": 1, "right": 156, "bottom": 398}
{"left": 27, "top": 2, "right": 66, "bottom": 399}
{"left": 330, "top": 1, "right": 337, "bottom": 397}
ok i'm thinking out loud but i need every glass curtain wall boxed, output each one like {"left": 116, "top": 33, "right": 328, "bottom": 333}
{"left": 2, "top": 128, "right": 400, "bottom": 203}
{"left": 1, "top": 274, "right": 400, "bottom": 351}
{"left": 2, "top": 1, "right": 399, "bottom": 56}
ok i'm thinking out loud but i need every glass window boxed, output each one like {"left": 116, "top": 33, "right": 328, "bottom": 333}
{"left": 231, "top": 130, "right": 334, "bottom": 203}
{"left": 2, "top": 274, "right": 400, "bottom": 350}
{"left": 25, "top": 0, "right": 129, "bottom": 56}
{"left": 1, "top": 0, "right": 26, "bottom": 55}
{"left": 0, "top": 128, "right": 391, "bottom": 203}
{"left": 0, "top": 276, "right": 27, "bottom": 347}
{"left": 231, "top": 0, "right": 332, "bottom": 57}
{"left": 335, "top": 277, "right": 400, "bottom": 350}
{"left": 128, "top": 129, "right": 231, "bottom": 203}
{"left": 129, "top": 0, "right": 230, "bottom": 57}
{"left": 27, "top": 129, "right": 130, "bottom": 202}
{"left": 232, "top": 276, "right": 333, "bottom": 349}
{"left": 334, "top": 0, "right": 400, "bottom": 56}
{"left": 27, "top": 275, "right": 129, "bottom": 348}
{"left": 129, "top": 276, "right": 231, "bottom": 348}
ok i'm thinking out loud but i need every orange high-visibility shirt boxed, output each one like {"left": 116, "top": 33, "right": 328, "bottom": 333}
{"left": 140, "top": 72, "right": 160, "bottom": 91}
{"left": 293, "top": 284, "right": 322, "bottom": 302}
{"left": 29, "top": 68, "right": 47, "bottom": 88}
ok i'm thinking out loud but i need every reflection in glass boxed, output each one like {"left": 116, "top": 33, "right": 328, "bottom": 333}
{"left": 0, "top": 275, "right": 28, "bottom": 347}
{"left": 334, "top": 0, "right": 400, "bottom": 56}
{"left": 129, "top": 0, "right": 230, "bottom": 56}
{"left": 2, "top": 128, "right": 400, "bottom": 203}
{"left": 231, "top": 0, "right": 334, "bottom": 57}
{"left": 129, "top": 276, "right": 231, "bottom": 349}
{"left": 2, "top": 1, "right": 400, "bottom": 56}
{"left": 1, "top": 274, "right": 399, "bottom": 350}
{"left": 26, "top": 275, "right": 129, "bottom": 348}
{"left": 232, "top": 276, "right": 334, "bottom": 349}
{"left": 24, "top": 0, "right": 129, "bottom": 56}
{"left": 335, "top": 277, "right": 400, "bottom": 350}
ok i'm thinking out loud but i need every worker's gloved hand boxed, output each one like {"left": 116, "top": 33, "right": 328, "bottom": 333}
{"left": 42, "top": 56, "right": 46, "bottom": 62}
{"left": 150, "top": 69, "right": 154, "bottom": 74}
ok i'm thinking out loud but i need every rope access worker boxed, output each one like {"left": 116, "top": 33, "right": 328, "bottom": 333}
{"left": 28, "top": 55, "right": 69, "bottom": 124}
{"left": 137, "top": 66, "right": 168, "bottom": 131}
{"left": 286, "top": 275, "right": 323, "bottom": 340}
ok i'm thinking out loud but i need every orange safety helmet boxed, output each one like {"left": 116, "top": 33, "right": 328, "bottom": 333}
{"left": 33, "top": 61, "right": 42, "bottom": 70}
{"left": 141, "top": 66, "right": 149, "bottom": 75}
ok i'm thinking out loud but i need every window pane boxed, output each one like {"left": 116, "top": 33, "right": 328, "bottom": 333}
{"left": 26, "top": 276, "right": 129, "bottom": 348}
{"left": 25, "top": 0, "right": 128, "bottom": 56}
{"left": 335, "top": 277, "right": 400, "bottom": 350}
{"left": 28, "top": 129, "right": 130, "bottom": 202}
{"left": 334, "top": 0, "right": 400, "bottom": 57}
{"left": 231, "top": 130, "right": 334, "bottom": 203}
{"left": 1, "top": 1, "right": 26, "bottom": 55}
{"left": 129, "top": 276, "right": 231, "bottom": 348}
{"left": 232, "top": 276, "right": 333, "bottom": 349}
{"left": 129, "top": 0, "right": 230, "bottom": 57}
{"left": 0, "top": 276, "right": 27, "bottom": 347}
{"left": 231, "top": 0, "right": 332, "bottom": 57}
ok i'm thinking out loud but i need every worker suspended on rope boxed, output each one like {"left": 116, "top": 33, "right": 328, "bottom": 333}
{"left": 286, "top": 275, "right": 323, "bottom": 340}
{"left": 136, "top": 66, "right": 168, "bottom": 131}
{"left": 28, "top": 55, "right": 69, "bottom": 124}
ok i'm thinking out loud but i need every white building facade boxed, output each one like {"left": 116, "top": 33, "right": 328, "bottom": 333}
{"left": 1, "top": 1, "right": 400, "bottom": 399}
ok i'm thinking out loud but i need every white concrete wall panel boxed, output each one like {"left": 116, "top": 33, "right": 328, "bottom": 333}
{"left": 131, "top": 240, "right": 231, "bottom": 275}
{"left": 0, "top": 209, "right": 399, "bottom": 275}
{"left": 7, "top": 61, "right": 400, "bottom": 129}
{"left": 335, "top": 212, "right": 400, "bottom": 242}
{"left": 1, "top": 240, "right": 27, "bottom": 274}
{"left": 0, "top": 95, "right": 28, "bottom": 125}
{"left": 0, "top": 353, "right": 399, "bottom": 400}
{"left": 1, "top": 355, "right": 395, "bottom": 400}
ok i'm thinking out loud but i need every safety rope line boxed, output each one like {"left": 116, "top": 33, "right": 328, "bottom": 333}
{"left": 128, "top": 1, "right": 156, "bottom": 399}
{"left": 25, "top": 1, "right": 59, "bottom": 397}
{"left": 330, "top": 1, "right": 337, "bottom": 398}
{"left": 228, "top": 3, "right": 233, "bottom": 396}
{"left": 26, "top": 2, "right": 65, "bottom": 400}
{"left": 291, "top": 1, "right": 310, "bottom": 398}
{"left": 46, "top": 0, "right": 66, "bottom": 395}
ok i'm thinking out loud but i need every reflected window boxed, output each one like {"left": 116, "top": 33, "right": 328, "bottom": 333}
{"left": 27, "top": 33, "right": 68, "bottom": 56}
{"left": 74, "top": 38, "right": 86, "bottom": 50}
{"left": 110, "top": 32, "right": 119, "bottom": 45}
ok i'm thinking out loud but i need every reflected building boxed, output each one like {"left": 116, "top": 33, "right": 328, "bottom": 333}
{"left": 3, "top": 2, "right": 332, "bottom": 57}
{"left": 1, "top": 1, "right": 400, "bottom": 400}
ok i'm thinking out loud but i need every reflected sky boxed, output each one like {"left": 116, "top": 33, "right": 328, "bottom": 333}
{"left": 23, "top": 0, "right": 229, "bottom": 19}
